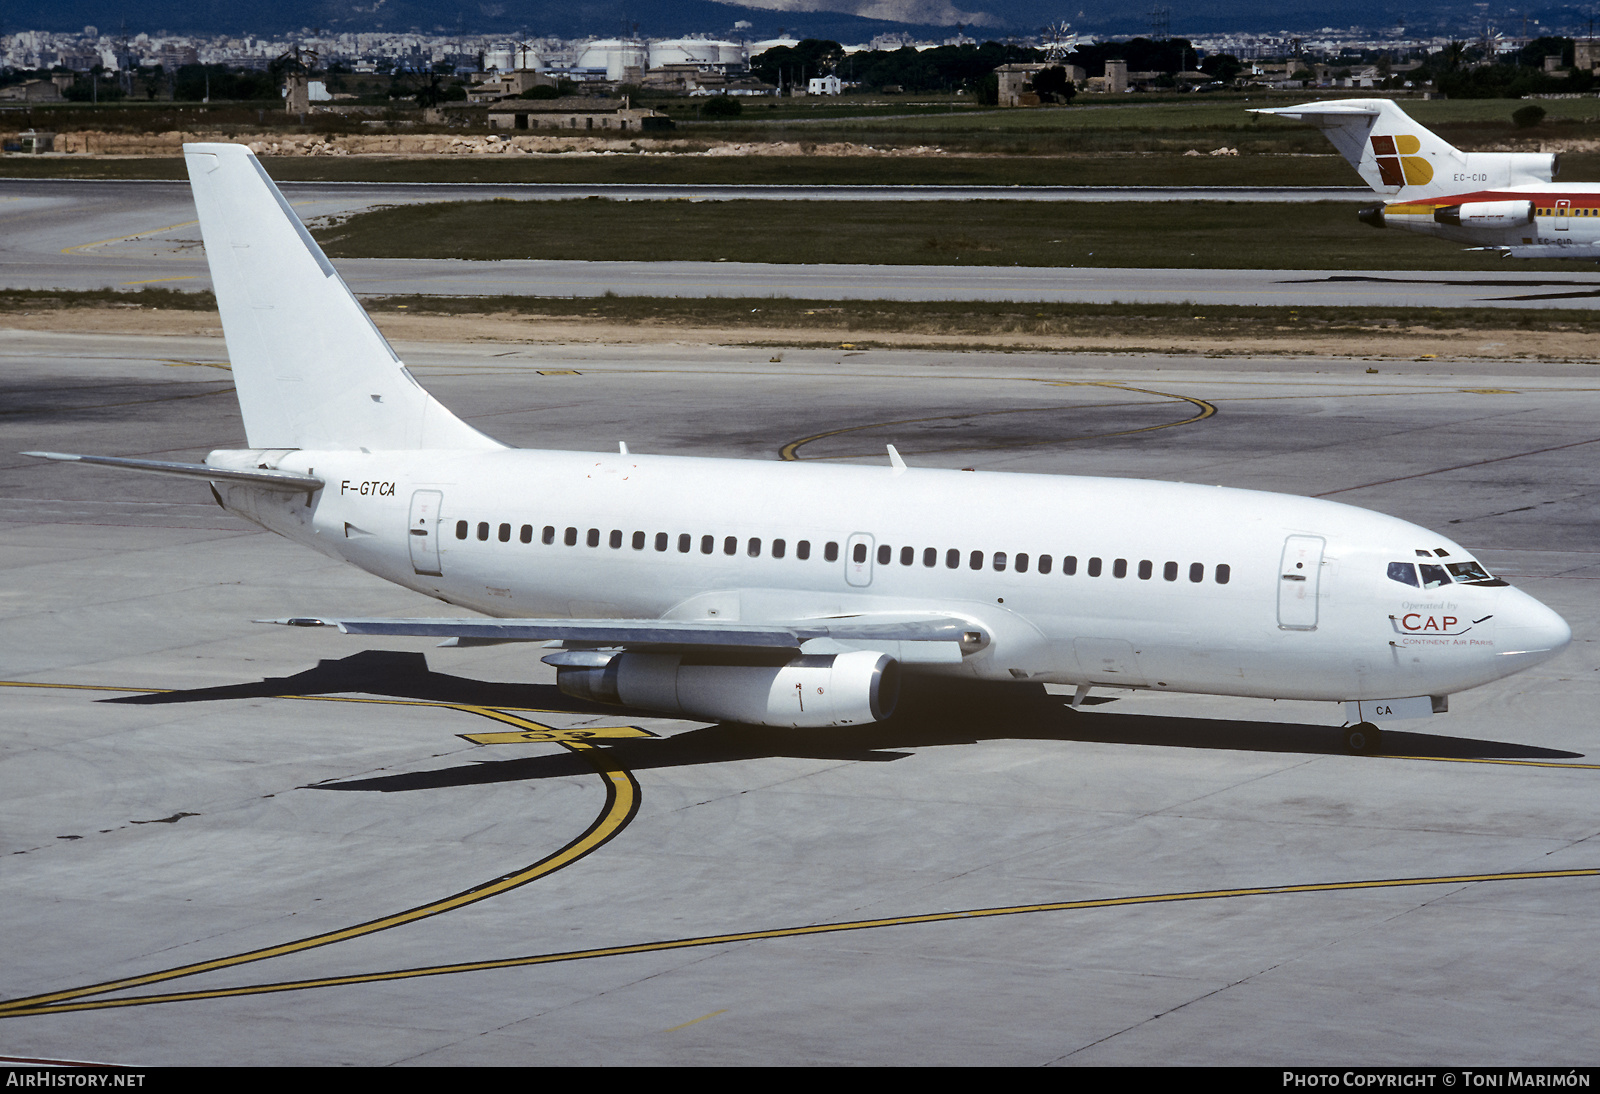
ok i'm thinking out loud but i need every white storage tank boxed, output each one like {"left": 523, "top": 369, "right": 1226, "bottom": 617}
{"left": 650, "top": 38, "right": 720, "bottom": 66}
{"left": 577, "top": 38, "right": 647, "bottom": 80}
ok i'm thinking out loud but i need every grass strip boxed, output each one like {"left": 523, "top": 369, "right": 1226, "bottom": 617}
{"left": 0, "top": 287, "right": 218, "bottom": 310}
{"left": 311, "top": 197, "right": 1598, "bottom": 272}
{"left": 367, "top": 294, "right": 1600, "bottom": 340}
{"left": 4, "top": 288, "right": 1595, "bottom": 336}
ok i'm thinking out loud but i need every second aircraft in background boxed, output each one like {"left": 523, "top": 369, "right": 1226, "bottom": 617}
{"left": 1258, "top": 97, "right": 1600, "bottom": 258}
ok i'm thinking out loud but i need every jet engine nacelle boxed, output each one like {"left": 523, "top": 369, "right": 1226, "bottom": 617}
{"left": 1433, "top": 200, "right": 1535, "bottom": 228}
{"left": 557, "top": 649, "right": 900, "bottom": 727}
{"left": 1472, "top": 151, "right": 1559, "bottom": 188}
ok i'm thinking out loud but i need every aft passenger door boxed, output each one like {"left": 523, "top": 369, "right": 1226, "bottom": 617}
{"left": 408, "top": 489, "right": 444, "bottom": 576}
{"left": 1277, "top": 535, "right": 1324, "bottom": 630}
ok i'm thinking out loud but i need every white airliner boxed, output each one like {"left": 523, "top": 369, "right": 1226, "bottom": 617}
{"left": 1258, "top": 98, "right": 1600, "bottom": 258}
{"left": 26, "top": 143, "right": 1571, "bottom": 752}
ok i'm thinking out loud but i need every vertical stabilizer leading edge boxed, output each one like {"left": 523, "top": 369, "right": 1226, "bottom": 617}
{"left": 184, "top": 143, "right": 502, "bottom": 452}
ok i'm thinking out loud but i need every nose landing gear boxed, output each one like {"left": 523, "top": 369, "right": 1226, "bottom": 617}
{"left": 1343, "top": 722, "right": 1384, "bottom": 755}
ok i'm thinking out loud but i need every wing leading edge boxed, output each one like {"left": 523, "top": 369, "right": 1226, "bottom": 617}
{"left": 264, "top": 615, "right": 989, "bottom": 664}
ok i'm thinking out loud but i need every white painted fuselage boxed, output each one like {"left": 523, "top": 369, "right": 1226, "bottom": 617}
{"left": 211, "top": 446, "right": 1570, "bottom": 704}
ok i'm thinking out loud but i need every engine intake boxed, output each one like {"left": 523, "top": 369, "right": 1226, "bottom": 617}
{"left": 557, "top": 649, "right": 900, "bottom": 727}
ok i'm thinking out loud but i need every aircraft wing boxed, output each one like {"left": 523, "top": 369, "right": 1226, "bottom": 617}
{"left": 264, "top": 615, "right": 987, "bottom": 664}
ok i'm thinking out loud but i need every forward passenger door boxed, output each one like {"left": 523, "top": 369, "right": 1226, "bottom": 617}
{"left": 1277, "top": 534, "right": 1324, "bottom": 630}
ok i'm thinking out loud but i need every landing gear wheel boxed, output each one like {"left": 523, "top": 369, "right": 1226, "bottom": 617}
{"left": 1344, "top": 722, "right": 1383, "bottom": 755}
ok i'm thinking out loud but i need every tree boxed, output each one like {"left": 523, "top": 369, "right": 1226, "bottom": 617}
{"left": 1032, "top": 65, "right": 1075, "bottom": 103}
{"left": 700, "top": 95, "right": 742, "bottom": 118}
{"left": 1200, "top": 53, "right": 1244, "bottom": 82}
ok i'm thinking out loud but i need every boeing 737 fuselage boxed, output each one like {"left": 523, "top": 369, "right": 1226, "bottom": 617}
{"left": 25, "top": 143, "right": 1573, "bottom": 752}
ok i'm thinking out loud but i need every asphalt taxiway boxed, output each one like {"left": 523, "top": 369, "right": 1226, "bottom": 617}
{"left": 1, "top": 331, "right": 1596, "bottom": 1065}
{"left": 7, "top": 178, "right": 1600, "bottom": 307}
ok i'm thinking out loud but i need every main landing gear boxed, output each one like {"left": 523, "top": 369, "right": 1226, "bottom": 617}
{"left": 1343, "top": 722, "right": 1384, "bottom": 755}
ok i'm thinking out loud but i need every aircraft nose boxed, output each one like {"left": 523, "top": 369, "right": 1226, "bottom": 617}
{"left": 1495, "top": 592, "right": 1571, "bottom": 673}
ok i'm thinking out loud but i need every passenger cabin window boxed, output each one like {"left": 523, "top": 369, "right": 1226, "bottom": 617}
{"left": 477, "top": 522, "right": 490, "bottom": 542}
{"left": 1137, "top": 560, "right": 1152, "bottom": 580}
{"left": 853, "top": 543, "right": 867, "bottom": 564}
{"left": 773, "top": 539, "right": 786, "bottom": 559}
{"left": 1064, "top": 555, "right": 1078, "bottom": 576}
{"left": 1015, "top": 553, "right": 1029, "bottom": 573}
{"left": 876, "top": 544, "right": 890, "bottom": 565}
{"left": 456, "top": 520, "right": 468, "bottom": 540}
{"left": 678, "top": 534, "right": 691, "bottom": 553}
{"left": 1216, "top": 564, "right": 1231, "bottom": 585}
{"left": 825, "top": 542, "right": 839, "bottom": 562}
{"left": 1189, "top": 562, "right": 1204, "bottom": 583}
{"left": 564, "top": 527, "right": 577, "bottom": 546}
{"left": 632, "top": 531, "right": 646, "bottom": 550}
{"left": 723, "top": 536, "right": 737, "bottom": 556}
{"left": 1164, "top": 561, "right": 1178, "bottom": 581}
{"left": 654, "top": 533, "right": 668, "bottom": 551}
{"left": 609, "top": 529, "right": 622, "bottom": 549}
{"left": 520, "top": 525, "right": 532, "bottom": 544}
{"left": 586, "top": 528, "right": 599, "bottom": 548}
{"left": 992, "top": 552, "right": 1007, "bottom": 572}
{"left": 700, "top": 535, "right": 714, "bottom": 555}
{"left": 969, "top": 550, "right": 984, "bottom": 571}
{"left": 923, "top": 547, "right": 937, "bottom": 567}
{"left": 797, "top": 540, "right": 811, "bottom": 560}
{"left": 748, "top": 538, "right": 761, "bottom": 557}
{"left": 542, "top": 526, "right": 555, "bottom": 545}
{"left": 945, "top": 549, "right": 959, "bottom": 569}
{"left": 498, "top": 523, "right": 511, "bottom": 543}
{"left": 1038, "top": 554, "right": 1053, "bottom": 575}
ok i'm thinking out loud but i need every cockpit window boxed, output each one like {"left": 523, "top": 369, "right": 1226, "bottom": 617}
{"left": 1419, "top": 564, "right": 1451, "bottom": 589}
{"left": 1447, "top": 560, "right": 1509, "bottom": 587}
{"left": 1388, "top": 562, "right": 1419, "bottom": 587}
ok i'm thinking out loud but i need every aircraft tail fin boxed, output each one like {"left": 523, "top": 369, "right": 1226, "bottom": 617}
{"left": 184, "top": 143, "right": 502, "bottom": 452}
{"left": 1253, "top": 99, "right": 1556, "bottom": 200}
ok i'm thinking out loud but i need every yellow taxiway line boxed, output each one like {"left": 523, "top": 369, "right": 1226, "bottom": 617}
{"left": 0, "top": 685, "right": 640, "bottom": 1016}
{"left": 2, "top": 868, "right": 1593, "bottom": 1018}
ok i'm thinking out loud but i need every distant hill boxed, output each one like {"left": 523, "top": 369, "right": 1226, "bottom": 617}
{"left": 3, "top": 0, "right": 980, "bottom": 41}
{"left": 0, "top": 0, "right": 1527, "bottom": 41}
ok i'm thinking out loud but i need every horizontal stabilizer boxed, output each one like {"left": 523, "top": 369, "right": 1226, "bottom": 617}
{"left": 23, "top": 451, "right": 322, "bottom": 491}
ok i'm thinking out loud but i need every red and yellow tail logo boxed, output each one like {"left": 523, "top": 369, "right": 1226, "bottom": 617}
{"left": 1370, "top": 134, "right": 1433, "bottom": 186}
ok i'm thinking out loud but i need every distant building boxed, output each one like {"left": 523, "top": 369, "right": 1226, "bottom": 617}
{"left": 807, "top": 74, "right": 842, "bottom": 95}
{"left": 994, "top": 62, "right": 1084, "bottom": 106}
{"left": 468, "top": 70, "right": 556, "bottom": 102}
{"left": 487, "top": 103, "right": 674, "bottom": 132}
{"left": 0, "top": 80, "right": 65, "bottom": 102}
